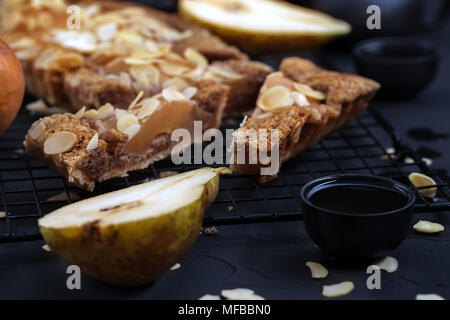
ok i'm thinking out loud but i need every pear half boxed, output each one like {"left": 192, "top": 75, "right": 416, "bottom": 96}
{"left": 180, "top": 0, "right": 351, "bottom": 54}
{"left": 39, "top": 167, "right": 230, "bottom": 286}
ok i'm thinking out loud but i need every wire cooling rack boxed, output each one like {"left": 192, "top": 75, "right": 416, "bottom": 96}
{"left": 1, "top": 102, "right": 449, "bottom": 242}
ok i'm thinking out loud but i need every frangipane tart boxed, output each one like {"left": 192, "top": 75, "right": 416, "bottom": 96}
{"left": 0, "top": 0, "right": 271, "bottom": 113}
{"left": 24, "top": 80, "right": 228, "bottom": 191}
{"left": 231, "top": 58, "right": 380, "bottom": 182}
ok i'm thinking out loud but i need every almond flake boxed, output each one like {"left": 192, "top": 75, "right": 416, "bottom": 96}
{"left": 198, "top": 294, "right": 221, "bottom": 300}
{"left": 293, "top": 83, "right": 326, "bottom": 100}
{"left": 162, "top": 77, "right": 188, "bottom": 91}
{"left": 372, "top": 256, "right": 398, "bottom": 273}
{"left": 128, "top": 91, "right": 144, "bottom": 110}
{"left": 159, "top": 61, "right": 191, "bottom": 76}
{"left": 305, "top": 261, "right": 328, "bottom": 279}
{"left": 96, "top": 23, "right": 117, "bottom": 42}
{"left": 123, "top": 124, "right": 141, "bottom": 140}
{"left": 183, "top": 87, "right": 198, "bottom": 100}
{"left": 84, "top": 109, "right": 99, "bottom": 117}
{"left": 170, "top": 263, "right": 181, "bottom": 271}
{"left": 184, "top": 47, "right": 208, "bottom": 67}
{"left": 137, "top": 98, "right": 160, "bottom": 119}
{"left": 292, "top": 91, "right": 310, "bottom": 107}
{"left": 75, "top": 106, "right": 86, "bottom": 119}
{"left": 97, "top": 103, "right": 114, "bottom": 119}
{"left": 416, "top": 294, "right": 445, "bottom": 300}
{"left": 124, "top": 57, "right": 152, "bottom": 66}
{"left": 322, "top": 281, "right": 354, "bottom": 298}
{"left": 413, "top": 220, "right": 444, "bottom": 234}
{"left": 221, "top": 288, "right": 255, "bottom": 300}
{"left": 258, "top": 85, "right": 293, "bottom": 111}
{"left": 114, "top": 108, "right": 128, "bottom": 119}
{"left": 29, "top": 122, "right": 46, "bottom": 140}
{"left": 0, "top": 211, "right": 6, "bottom": 219}
{"left": 42, "top": 244, "right": 51, "bottom": 252}
{"left": 408, "top": 172, "right": 437, "bottom": 198}
{"left": 44, "top": 131, "right": 77, "bottom": 155}
{"left": 86, "top": 133, "right": 99, "bottom": 151}
{"left": 129, "top": 65, "right": 160, "bottom": 84}
{"left": 162, "top": 88, "right": 186, "bottom": 102}
{"left": 117, "top": 114, "right": 139, "bottom": 132}
{"left": 119, "top": 72, "right": 132, "bottom": 88}
{"left": 208, "top": 66, "right": 243, "bottom": 80}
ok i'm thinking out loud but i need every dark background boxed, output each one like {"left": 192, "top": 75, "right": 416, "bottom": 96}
{"left": 0, "top": 1, "right": 449, "bottom": 299}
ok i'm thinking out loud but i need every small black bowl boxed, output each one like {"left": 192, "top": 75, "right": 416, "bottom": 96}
{"left": 353, "top": 37, "right": 438, "bottom": 99}
{"left": 301, "top": 174, "right": 415, "bottom": 262}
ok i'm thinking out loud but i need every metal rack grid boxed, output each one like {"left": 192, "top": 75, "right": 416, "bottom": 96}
{"left": 0, "top": 104, "right": 449, "bottom": 242}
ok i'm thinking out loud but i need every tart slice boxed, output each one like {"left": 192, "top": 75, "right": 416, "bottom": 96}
{"left": 25, "top": 81, "right": 228, "bottom": 191}
{"left": 1, "top": 0, "right": 271, "bottom": 113}
{"left": 231, "top": 58, "right": 380, "bottom": 182}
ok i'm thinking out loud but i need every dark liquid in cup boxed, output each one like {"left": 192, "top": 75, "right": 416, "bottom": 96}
{"left": 307, "top": 183, "right": 408, "bottom": 214}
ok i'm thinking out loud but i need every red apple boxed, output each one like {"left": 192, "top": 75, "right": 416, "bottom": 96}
{"left": 0, "top": 39, "right": 25, "bottom": 136}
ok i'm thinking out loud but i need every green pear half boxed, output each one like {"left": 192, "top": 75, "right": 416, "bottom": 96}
{"left": 180, "top": 0, "right": 351, "bottom": 55}
{"left": 39, "top": 167, "right": 230, "bottom": 287}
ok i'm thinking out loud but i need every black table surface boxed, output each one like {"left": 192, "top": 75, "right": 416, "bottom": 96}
{"left": 1, "top": 14, "right": 449, "bottom": 301}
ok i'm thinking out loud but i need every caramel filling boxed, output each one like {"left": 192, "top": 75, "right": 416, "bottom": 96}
{"left": 124, "top": 100, "right": 194, "bottom": 154}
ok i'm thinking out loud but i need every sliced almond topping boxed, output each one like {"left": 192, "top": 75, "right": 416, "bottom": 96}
{"left": 128, "top": 91, "right": 144, "bottom": 110}
{"left": 162, "top": 77, "right": 188, "bottom": 91}
{"left": 129, "top": 65, "right": 160, "bottom": 84}
{"left": 29, "top": 122, "right": 46, "bottom": 140}
{"left": 372, "top": 256, "right": 398, "bottom": 273}
{"left": 221, "top": 288, "right": 255, "bottom": 300}
{"left": 97, "top": 103, "right": 114, "bottom": 119}
{"left": 208, "top": 65, "right": 243, "bottom": 80}
{"left": 137, "top": 98, "right": 160, "bottom": 119}
{"left": 44, "top": 131, "right": 77, "bottom": 155}
{"left": 124, "top": 57, "right": 152, "bottom": 66}
{"left": 322, "top": 281, "right": 354, "bottom": 298}
{"left": 184, "top": 47, "right": 208, "bottom": 67}
{"left": 115, "top": 108, "right": 128, "bottom": 119}
{"left": 117, "top": 114, "right": 139, "bottom": 132}
{"left": 84, "top": 109, "right": 99, "bottom": 117}
{"left": 119, "top": 72, "right": 132, "bottom": 88}
{"left": 198, "top": 294, "right": 221, "bottom": 300}
{"left": 159, "top": 61, "right": 191, "bottom": 76}
{"left": 86, "top": 133, "right": 99, "bottom": 151}
{"left": 0, "top": 211, "right": 6, "bottom": 218}
{"left": 413, "top": 220, "right": 444, "bottom": 234}
{"left": 408, "top": 172, "right": 437, "bottom": 198}
{"left": 305, "top": 261, "right": 328, "bottom": 279}
{"left": 182, "top": 86, "right": 198, "bottom": 100}
{"left": 170, "top": 263, "right": 181, "bottom": 271}
{"left": 257, "top": 85, "right": 293, "bottom": 111}
{"left": 416, "top": 294, "right": 445, "bottom": 300}
{"left": 292, "top": 91, "right": 310, "bottom": 107}
{"left": 96, "top": 22, "right": 117, "bottom": 42}
{"left": 42, "top": 244, "right": 51, "bottom": 252}
{"left": 293, "top": 83, "right": 325, "bottom": 100}
{"left": 75, "top": 106, "right": 86, "bottom": 119}
{"left": 122, "top": 123, "right": 141, "bottom": 140}
{"left": 162, "top": 88, "right": 186, "bottom": 102}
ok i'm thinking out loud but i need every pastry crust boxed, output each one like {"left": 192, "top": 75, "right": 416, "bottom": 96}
{"left": 25, "top": 80, "right": 228, "bottom": 191}
{"left": 0, "top": 0, "right": 271, "bottom": 112}
{"left": 231, "top": 58, "right": 380, "bottom": 182}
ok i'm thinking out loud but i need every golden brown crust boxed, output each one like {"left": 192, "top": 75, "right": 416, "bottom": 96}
{"left": 231, "top": 58, "right": 380, "bottom": 181}
{"left": 25, "top": 80, "right": 228, "bottom": 191}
